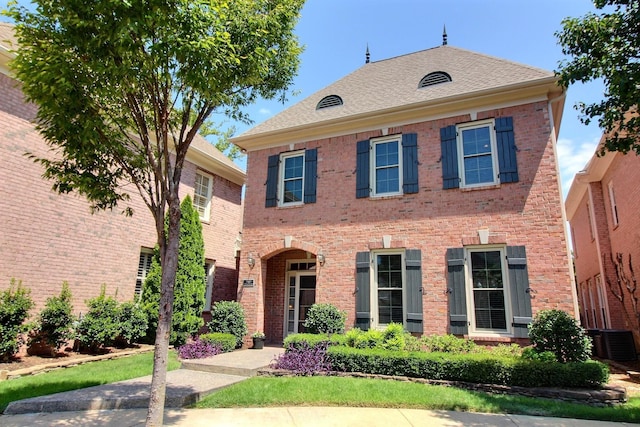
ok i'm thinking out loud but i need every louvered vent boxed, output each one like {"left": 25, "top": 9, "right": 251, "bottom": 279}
{"left": 316, "top": 95, "right": 343, "bottom": 110}
{"left": 418, "top": 72, "right": 452, "bottom": 88}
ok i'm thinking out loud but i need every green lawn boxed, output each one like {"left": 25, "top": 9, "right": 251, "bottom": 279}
{"left": 195, "top": 376, "right": 640, "bottom": 423}
{"left": 0, "top": 350, "right": 180, "bottom": 413}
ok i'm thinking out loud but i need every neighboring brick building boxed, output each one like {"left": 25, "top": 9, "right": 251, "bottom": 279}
{"left": 0, "top": 23, "right": 245, "bottom": 316}
{"left": 566, "top": 141, "right": 640, "bottom": 352}
{"left": 232, "top": 41, "right": 577, "bottom": 345}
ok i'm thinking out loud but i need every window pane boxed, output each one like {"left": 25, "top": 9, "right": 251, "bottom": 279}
{"left": 378, "top": 289, "right": 403, "bottom": 325}
{"left": 375, "top": 141, "right": 399, "bottom": 167}
{"left": 472, "top": 251, "right": 507, "bottom": 331}
{"left": 462, "top": 127, "right": 491, "bottom": 155}
{"left": 284, "top": 156, "right": 303, "bottom": 179}
{"left": 376, "top": 167, "right": 399, "bottom": 193}
{"left": 284, "top": 179, "right": 303, "bottom": 203}
{"left": 390, "top": 272, "right": 403, "bottom": 288}
{"left": 464, "top": 155, "right": 494, "bottom": 185}
{"left": 472, "top": 251, "right": 503, "bottom": 288}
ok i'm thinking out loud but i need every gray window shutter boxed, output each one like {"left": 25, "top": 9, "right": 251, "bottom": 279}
{"left": 440, "top": 125, "right": 460, "bottom": 189}
{"left": 303, "top": 148, "right": 317, "bottom": 204}
{"left": 356, "top": 140, "right": 370, "bottom": 198}
{"left": 402, "top": 133, "right": 419, "bottom": 194}
{"left": 447, "top": 248, "right": 468, "bottom": 335}
{"left": 405, "top": 249, "right": 423, "bottom": 333}
{"left": 265, "top": 154, "right": 279, "bottom": 208}
{"left": 507, "top": 245, "right": 532, "bottom": 338}
{"left": 355, "top": 251, "right": 371, "bottom": 330}
{"left": 496, "top": 117, "right": 519, "bottom": 183}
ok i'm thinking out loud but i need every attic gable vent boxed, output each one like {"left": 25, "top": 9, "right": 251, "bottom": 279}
{"left": 316, "top": 95, "right": 343, "bottom": 110}
{"left": 418, "top": 72, "right": 452, "bottom": 88}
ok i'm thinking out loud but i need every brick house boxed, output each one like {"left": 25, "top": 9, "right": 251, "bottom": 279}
{"left": 565, "top": 140, "right": 640, "bottom": 353}
{"left": 0, "top": 23, "right": 245, "bottom": 317}
{"left": 232, "top": 42, "right": 577, "bottom": 345}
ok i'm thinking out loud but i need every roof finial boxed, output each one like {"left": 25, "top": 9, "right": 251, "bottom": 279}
{"left": 442, "top": 25, "right": 448, "bottom": 46}
{"left": 365, "top": 44, "right": 370, "bottom": 64}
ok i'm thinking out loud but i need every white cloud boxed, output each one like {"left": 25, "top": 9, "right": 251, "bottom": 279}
{"left": 556, "top": 136, "right": 601, "bottom": 199}
{"left": 259, "top": 108, "right": 271, "bottom": 115}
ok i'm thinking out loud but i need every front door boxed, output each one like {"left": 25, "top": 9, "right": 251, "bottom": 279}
{"left": 285, "top": 271, "right": 316, "bottom": 337}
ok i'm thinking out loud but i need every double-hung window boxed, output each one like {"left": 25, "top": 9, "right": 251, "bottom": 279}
{"left": 280, "top": 152, "right": 305, "bottom": 205}
{"left": 467, "top": 248, "right": 509, "bottom": 332}
{"left": 372, "top": 137, "right": 401, "bottom": 196}
{"left": 608, "top": 181, "right": 619, "bottom": 227}
{"left": 374, "top": 252, "right": 404, "bottom": 325}
{"left": 265, "top": 148, "right": 318, "bottom": 207}
{"left": 441, "top": 117, "right": 518, "bottom": 189}
{"left": 194, "top": 171, "right": 213, "bottom": 221}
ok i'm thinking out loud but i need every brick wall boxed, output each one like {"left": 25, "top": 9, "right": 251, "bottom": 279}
{"left": 0, "top": 74, "right": 243, "bottom": 316}
{"left": 239, "top": 100, "right": 574, "bottom": 342}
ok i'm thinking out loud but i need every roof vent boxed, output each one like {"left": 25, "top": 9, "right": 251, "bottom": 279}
{"left": 316, "top": 95, "right": 343, "bottom": 110}
{"left": 418, "top": 72, "right": 452, "bottom": 88}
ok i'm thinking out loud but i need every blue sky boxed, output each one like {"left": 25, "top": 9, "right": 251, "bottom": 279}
{"left": 231, "top": 0, "right": 605, "bottom": 199}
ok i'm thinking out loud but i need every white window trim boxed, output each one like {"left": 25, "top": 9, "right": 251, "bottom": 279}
{"left": 464, "top": 245, "right": 513, "bottom": 337}
{"left": 278, "top": 151, "right": 305, "bottom": 207}
{"left": 608, "top": 181, "right": 619, "bottom": 228}
{"left": 586, "top": 201, "right": 596, "bottom": 241}
{"left": 135, "top": 248, "right": 154, "bottom": 296}
{"left": 587, "top": 278, "right": 597, "bottom": 328}
{"left": 204, "top": 261, "right": 215, "bottom": 311}
{"left": 370, "top": 249, "right": 406, "bottom": 330}
{"left": 283, "top": 259, "right": 317, "bottom": 338}
{"left": 595, "top": 274, "right": 610, "bottom": 329}
{"left": 194, "top": 171, "right": 213, "bottom": 222}
{"left": 456, "top": 119, "right": 499, "bottom": 188}
{"left": 370, "top": 135, "right": 403, "bottom": 197}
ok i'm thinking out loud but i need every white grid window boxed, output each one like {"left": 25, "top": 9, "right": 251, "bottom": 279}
{"left": 371, "top": 136, "right": 402, "bottom": 196}
{"left": 136, "top": 250, "right": 154, "bottom": 296}
{"left": 279, "top": 151, "right": 305, "bottom": 205}
{"left": 608, "top": 181, "right": 619, "bottom": 227}
{"left": 194, "top": 172, "right": 213, "bottom": 221}
{"left": 457, "top": 120, "right": 498, "bottom": 188}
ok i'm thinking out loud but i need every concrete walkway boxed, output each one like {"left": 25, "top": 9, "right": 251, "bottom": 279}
{"left": 0, "top": 345, "right": 631, "bottom": 426}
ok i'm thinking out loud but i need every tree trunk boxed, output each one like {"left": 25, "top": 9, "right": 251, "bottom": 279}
{"left": 146, "top": 197, "right": 181, "bottom": 427}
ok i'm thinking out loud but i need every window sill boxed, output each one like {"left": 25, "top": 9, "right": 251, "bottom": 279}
{"left": 277, "top": 203, "right": 305, "bottom": 210}
{"left": 459, "top": 183, "right": 501, "bottom": 192}
{"left": 368, "top": 193, "right": 405, "bottom": 201}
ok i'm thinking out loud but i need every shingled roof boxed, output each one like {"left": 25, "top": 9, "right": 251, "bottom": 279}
{"left": 233, "top": 45, "right": 562, "bottom": 150}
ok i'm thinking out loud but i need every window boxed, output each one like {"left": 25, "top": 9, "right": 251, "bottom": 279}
{"left": 587, "top": 278, "right": 597, "bottom": 327}
{"left": 135, "top": 249, "right": 154, "bottom": 296}
{"left": 194, "top": 172, "right": 213, "bottom": 221}
{"left": 447, "top": 245, "right": 532, "bottom": 337}
{"left": 587, "top": 201, "right": 595, "bottom": 241}
{"left": 265, "top": 148, "right": 317, "bottom": 207}
{"left": 204, "top": 261, "right": 215, "bottom": 311}
{"left": 608, "top": 181, "right": 619, "bottom": 227}
{"left": 440, "top": 117, "right": 518, "bottom": 189}
{"left": 355, "top": 249, "right": 423, "bottom": 332}
{"left": 356, "top": 133, "right": 418, "bottom": 198}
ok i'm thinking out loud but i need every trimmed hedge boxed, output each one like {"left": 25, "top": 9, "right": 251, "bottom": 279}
{"left": 200, "top": 332, "right": 236, "bottom": 353}
{"left": 326, "top": 347, "right": 609, "bottom": 388}
{"left": 283, "top": 333, "right": 347, "bottom": 350}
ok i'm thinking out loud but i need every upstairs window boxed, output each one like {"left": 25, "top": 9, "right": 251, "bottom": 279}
{"left": 265, "top": 148, "right": 318, "bottom": 208}
{"left": 373, "top": 137, "right": 401, "bottom": 196}
{"left": 194, "top": 172, "right": 213, "bottom": 221}
{"left": 281, "top": 152, "right": 304, "bottom": 204}
{"left": 441, "top": 117, "right": 518, "bottom": 189}
{"left": 608, "top": 181, "right": 619, "bottom": 227}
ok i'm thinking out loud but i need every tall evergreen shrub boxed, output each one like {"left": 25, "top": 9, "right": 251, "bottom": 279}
{"left": 30, "top": 282, "right": 74, "bottom": 351}
{"left": 140, "top": 195, "right": 206, "bottom": 345}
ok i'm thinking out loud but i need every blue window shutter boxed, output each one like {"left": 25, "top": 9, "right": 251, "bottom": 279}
{"left": 402, "top": 133, "right": 419, "bottom": 194}
{"left": 496, "top": 117, "right": 519, "bottom": 183}
{"left": 355, "top": 252, "right": 371, "bottom": 330}
{"left": 265, "top": 154, "right": 279, "bottom": 208}
{"left": 303, "top": 148, "right": 317, "bottom": 204}
{"left": 440, "top": 125, "right": 459, "bottom": 189}
{"left": 356, "top": 140, "right": 370, "bottom": 198}
{"left": 405, "top": 249, "right": 423, "bottom": 333}
{"left": 507, "top": 245, "right": 532, "bottom": 338}
{"left": 447, "top": 248, "right": 468, "bottom": 335}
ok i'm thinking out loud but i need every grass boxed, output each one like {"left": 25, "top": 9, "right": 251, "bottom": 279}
{"left": 195, "top": 376, "right": 640, "bottom": 423}
{"left": 0, "top": 350, "right": 180, "bottom": 413}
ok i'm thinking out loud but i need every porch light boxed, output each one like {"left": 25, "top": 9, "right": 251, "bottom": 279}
{"left": 247, "top": 255, "right": 256, "bottom": 269}
{"left": 317, "top": 253, "right": 326, "bottom": 266}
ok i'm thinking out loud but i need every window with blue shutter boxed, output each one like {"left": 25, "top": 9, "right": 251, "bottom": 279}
{"left": 405, "top": 249, "right": 423, "bottom": 333}
{"left": 355, "top": 252, "right": 371, "bottom": 330}
{"left": 356, "top": 140, "right": 370, "bottom": 198}
{"left": 440, "top": 125, "right": 459, "bottom": 189}
{"left": 507, "top": 245, "right": 532, "bottom": 338}
{"left": 264, "top": 149, "right": 318, "bottom": 207}
{"left": 495, "top": 117, "right": 519, "bottom": 183}
{"left": 446, "top": 248, "right": 467, "bottom": 335}
{"left": 402, "top": 133, "right": 419, "bottom": 194}
{"left": 265, "top": 155, "right": 279, "bottom": 207}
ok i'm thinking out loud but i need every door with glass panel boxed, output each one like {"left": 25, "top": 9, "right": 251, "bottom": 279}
{"left": 285, "top": 271, "right": 316, "bottom": 337}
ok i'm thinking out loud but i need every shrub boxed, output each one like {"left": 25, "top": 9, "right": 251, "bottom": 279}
{"left": 0, "top": 280, "right": 34, "bottom": 361}
{"left": 207, "top": 301, "right": 248, "bottom": 348}
{"left": 115, "top": 301, "right": 148, "bottom": 346}
{"left": 177, "top": 338, "right": 221, "bottom": 359}
{"left": 303, "top": 303, "right": 346, "bottom": 334}
{"left": 528, "top": 309, "right": 592, "bottom": 363}
{"left": 381, "top": 322, "right": 406, "bottom": 351}
{"left": 421, "top": 334, "right": 477, "bottom": 354}
{"left": 272, "top": 342, "right": 331, "bottom": 375}
{"left": 200, "top": 332, "right": 236, "bottom": 353}
{"left": 486, "top": 343, "right": 523, "bottom": 358}
{"left": 354, "top": 329, "right": 384, "bottom": 349}
{"left": 521, "top": 346, "right": 557, "bottom": 362}
{"left": 30, "top": 282, "right": 73, "bottom": 351}
{"left": 75, "top": 287, "right": 119, "bottom": 353}
{"left": 139, "top": 196, "right": 206, "bottom": 346}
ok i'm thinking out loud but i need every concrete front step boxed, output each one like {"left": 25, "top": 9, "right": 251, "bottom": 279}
{"left": 181, "top": 346, "right": 284, "bottom": 377}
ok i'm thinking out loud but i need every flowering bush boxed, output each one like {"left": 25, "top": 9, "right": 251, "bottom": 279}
{"left": 271, "top": 342, "right": 331, "bottom": 375}
{"left": 177, "top": 339, "right": 222, "bottom": 359}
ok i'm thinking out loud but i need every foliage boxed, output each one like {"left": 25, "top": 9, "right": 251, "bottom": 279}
{"left": 74, "top": 287, "right": 120, "bottom": 353}
{"left": 177, "top": 339, "right": 221, "bottom": 360}
{"left": 115, "top": 301, "right": 148, "bottom": 347}
{"left": 283, "top": 333, "right": 345, "bottom": 350}
{"left": 251, "top": 331, "right": 266, "bottom": 339}
{"left": 207, "top": 301, "right": 248, "bottom": 348}
{"left": 303, "top": 303, "right": 347, "bottom": 334}
{"left": 556, "top": 0, "right": 640, "bottom": 154}
{"left": 381, "top": 322, "right": 406, "bottom": 351}
{"left": 487, "top": 343, "right": 523, "bottom": 358}
{"left": 421, "top": 334, "right": 477, "bottom": 354}
{"left": 271, "top": 342, "right": 331, "bottom": 375}
{"left": 327, "top": 347, "right": 609, "bottom": 388}
{"left": 0, "top": 279, "right": 34, "bottom": 361}
{"left": 140, "top": 196, "right": 206, "bottom": 346}
{"left": 200, "top": 332, "right": 236, "bottom": 353}
{"left": 528, "top": 309, "right": 592, "bottom": 363}
{"left": 521, "top": 347, "right": 557, "bottom": 363}
{"left": 29, "top": 282, "right": 74, "bottom": 351}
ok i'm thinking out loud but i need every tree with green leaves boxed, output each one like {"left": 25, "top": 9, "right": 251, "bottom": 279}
{"left": 556, "top": 0, "right": 640, "bottom": 154}
{"left": 5, "top": 1, "right": 304, "bottom": 424}
{"left": 141, "top": 195, "right": 206, "bottom": 346}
